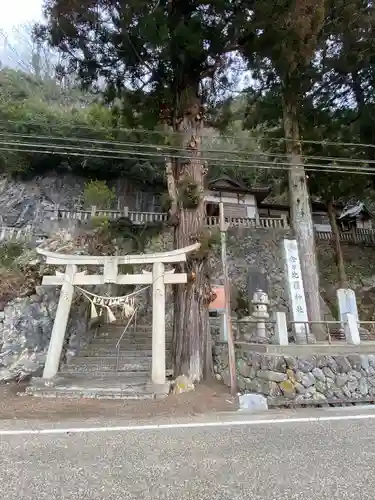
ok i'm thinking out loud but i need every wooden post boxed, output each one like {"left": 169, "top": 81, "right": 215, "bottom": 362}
{"left": 219, "top": 202, "right": 237, "bottom": 396}
{"left": 152, "top": 262, "right": 166, "bottom": 385}
{"left": 43, "top": 264, "right": 77, "bottom": 379}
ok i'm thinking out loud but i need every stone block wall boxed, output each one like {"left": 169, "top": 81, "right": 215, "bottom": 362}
{"left": 214, "top": 343, "right": 375, "bottom": 403}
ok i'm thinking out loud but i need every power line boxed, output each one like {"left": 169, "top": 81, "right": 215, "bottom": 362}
{"left": 1, "top": 144, "right": 375, "bottom": 176}
{"left": 1, "top": 131, "right": 375, "bottom": 167}
{"left": 1, "top": 117, "right": 375, "bottom": 150}
{"left": 2, "top": 138, "right": 374, "bottom": 172}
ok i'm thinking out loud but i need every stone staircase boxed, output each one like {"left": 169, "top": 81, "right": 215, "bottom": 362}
{"left": 26, "top": 322, "right": 173, "bottom": 399}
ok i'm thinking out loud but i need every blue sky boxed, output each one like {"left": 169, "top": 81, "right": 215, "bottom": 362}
{"left": 1, "top": 0, "right": 42, "bottom": 35}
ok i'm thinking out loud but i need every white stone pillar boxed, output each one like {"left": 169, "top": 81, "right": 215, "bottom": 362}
{"left": 337, "top": 288, "right": 359, "bottom": 329}
{"left": 152, "top": 262, "right": 166, "bottom": 385}
{"left": 344, "top": 313, "right": 361, "bottom": 345}
{"left": 43, "top": 264, "right": 77, "bottom": 380}
{"left": 273, "top": 312, "right": 288, "bottom": 345}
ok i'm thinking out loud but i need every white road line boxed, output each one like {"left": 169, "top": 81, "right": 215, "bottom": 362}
{"left": 1, "top": 412, "right": 375, "bottom": 436}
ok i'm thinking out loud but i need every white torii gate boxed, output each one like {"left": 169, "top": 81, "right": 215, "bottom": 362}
{"left": 37, "top": 243, "right": 200, "bottom": 386}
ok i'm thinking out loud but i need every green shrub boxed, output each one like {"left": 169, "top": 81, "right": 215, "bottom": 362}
{"left": 83, "top": 180, "right": 116, "bottom": 209}
{"left": 0, "top": 242, "right": 24, "bottom": 267}
{"left": 91, "top": 215, "right": 110, "bottom": 229}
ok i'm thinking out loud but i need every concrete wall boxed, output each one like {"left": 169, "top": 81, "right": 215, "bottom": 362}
{"left": 214, "top": 343, "right": 375, "bottom": 403}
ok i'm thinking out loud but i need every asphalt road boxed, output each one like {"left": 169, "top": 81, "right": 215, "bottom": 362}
{"left": 1, "top": 410, "right": 375, "bottom": 499}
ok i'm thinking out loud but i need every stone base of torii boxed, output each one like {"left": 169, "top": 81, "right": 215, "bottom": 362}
{"left": 36, "top": 243, "right": 200, "bottom": 387}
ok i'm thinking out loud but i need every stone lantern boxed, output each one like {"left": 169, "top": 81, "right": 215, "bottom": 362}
{"left": 251, "top": 289, "right": 270, "bottom": 340}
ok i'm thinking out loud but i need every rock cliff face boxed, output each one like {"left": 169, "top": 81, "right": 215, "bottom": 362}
{"left": 0, "top": 288, "right": 89, "bottom": 382}
{"left": 0, "top": 172, "right": 158, "bottom": 229}
{"left": 0, "top": 173, "right": 83, "bottom": 227}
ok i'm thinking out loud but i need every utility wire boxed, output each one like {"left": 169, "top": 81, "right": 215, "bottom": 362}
{"left": 2, "top": 139, "right": 371, "bottom": 172}
{"left": 1, "top": 117, "right": 375, "bottom": 150}
{"left": 0, "top": 131, "right": 375, "bottom": 167}
{"left": 1, "top": 144, "right": 375, "bottom": 176}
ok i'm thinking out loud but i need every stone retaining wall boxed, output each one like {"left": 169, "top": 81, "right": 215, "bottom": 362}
{"left": 214, "top": 343, "right": 375, "bottom": 402}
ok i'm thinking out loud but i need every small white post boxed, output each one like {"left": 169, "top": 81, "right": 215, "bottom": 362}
{"left": 152, "top": 262, "right": 166, "bottom": 385}
{"left": 43, "top": 264, "right": 77, "bottom": 380}
{"left": 274, "top": 312, "right": 288, "bottom": 345}
{"left": 123, "top": 206, "right": 129, "bottom": 217}
{"left": 337, "top": 288, "right": 359, "bottom": 329}
{"left": 344, "top": 313, "right": 361, "bottom": 345}
{"left": 91, "top": 205, "right": 97, "bottom": 217}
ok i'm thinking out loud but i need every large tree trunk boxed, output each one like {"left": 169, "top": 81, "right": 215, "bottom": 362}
{"left": 327, "top": 199, "right": 347, "bottom": 288}
{"left": 169, "top": 92, "right": 213, "bottom": 382}
{"left": 283, "top": 96, "right": 323, "bottom": 341}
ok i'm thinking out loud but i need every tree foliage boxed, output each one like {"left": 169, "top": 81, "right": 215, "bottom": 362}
{"left": 0, "top": 66, "right": 167, "bottom": 184}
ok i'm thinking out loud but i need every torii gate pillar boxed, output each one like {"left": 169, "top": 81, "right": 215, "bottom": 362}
{"left": 152, "top": 262, "right": 166, "bottom": 385}
{"left": 43, "top": 264, "right": 77, "bottom": 379}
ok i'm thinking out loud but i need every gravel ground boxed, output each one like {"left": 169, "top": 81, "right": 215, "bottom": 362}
{"left": 0, "top": 380, "right": 237, "bottom": 421}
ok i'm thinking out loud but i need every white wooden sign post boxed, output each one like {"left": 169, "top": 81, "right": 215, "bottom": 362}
{"left": 283, "top": 239, "right": 310, "bottom": 343}
{"left": 37, "top": 243, "right": 200, "bottom": 385}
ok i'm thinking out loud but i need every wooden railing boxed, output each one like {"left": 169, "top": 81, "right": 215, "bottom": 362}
{"left": 315, "top": 228, "right": 375, "bottom": 245}
{"left": 47, "top": 207, "right": 290, "bottom": 229}
{"left": 206, "top": 216, "right": 289, "bottom": 229}
{"left": 128, "top": 211, "right": 168, "bottom": 224}
{"left": 47, "top": 207, "right": 169, "bottom": 224}
{"left": 3, "top": 213, "right": 375, "bottom": 246}
{"left": 0, "top": 226, "right": 34, "bottom": 242}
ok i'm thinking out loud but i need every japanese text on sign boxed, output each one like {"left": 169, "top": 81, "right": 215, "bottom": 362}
{"left": 283, "top": 239, "right": 309, "bottom": 336}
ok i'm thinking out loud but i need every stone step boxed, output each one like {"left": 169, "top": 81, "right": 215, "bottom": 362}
{"left": 92, "top": 334, "right": 173, "bottom": 341}
{"left": 61, "top": 365, "right": 173, "bottom": 376}
{"left": 98, "top": 325, "right": 153, "bottom": 332}
{"left": 78, "top": 351, "right": 153, "bottom": 358}
{"left": 95, "top": 330, "right": 173, "bottom": 338}
{"left": 51, "top": 372, "right": 151, "bottom": 383}
{"left": 88, "top": 338, "right": 172, "bottom": 347}
{"left": 25, "top": 374, "right": 164, "bottom": 400}
{"left": 61, "top": 362, "right": 151, "bottom": 373}
{"left": 93, "top": 335, "right": 168, "bottom": 343}
{"left": 27, "top": 387, "right": 156, "bottom": 400}
{"left": 91, "top": 334, "right": 172, "bottom": 342}
{"left": 80, "top": 347, "right": 172, "bottom": 357}
{"left": 69, "top": 354, "right": 154, "bottom": 364}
